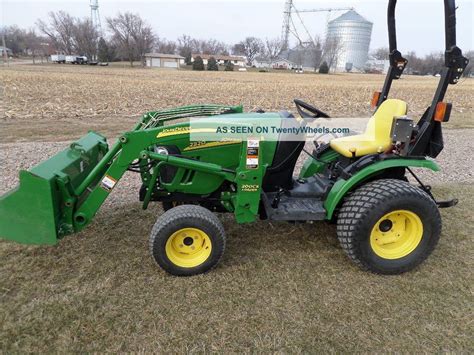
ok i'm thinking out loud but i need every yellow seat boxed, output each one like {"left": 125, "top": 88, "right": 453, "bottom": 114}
{"left": 330, "top": 99, "right": 408, "bottom": 158}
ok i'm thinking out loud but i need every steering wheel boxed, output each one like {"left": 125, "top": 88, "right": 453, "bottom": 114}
{"left": 294, "top": 99, "right": 330, "bottom": 121}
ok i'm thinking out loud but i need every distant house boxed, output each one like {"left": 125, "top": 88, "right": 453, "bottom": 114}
{"left": 145, "top": 53, "right": 185, "bottom": 69}
{"left": 191, "top": 54, "right": 246, "bottom": 67}
{"left": 0, "top": 46, "right": 12, "bottom": 56}
{"left": 279, "top": 44, "right": 322, "bottom": 71}
{"left": 365, "top": 58, "right": 390, "bottom": 74}
{"left": 271, "top": 58, "right": 297, "bottom": 70}
{"left": 252, "top": 57, "right": 271, "bottom": 68}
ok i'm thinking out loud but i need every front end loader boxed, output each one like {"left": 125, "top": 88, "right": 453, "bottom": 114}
{"left": 0, "top": 0, "right": 469, "bottom": 276}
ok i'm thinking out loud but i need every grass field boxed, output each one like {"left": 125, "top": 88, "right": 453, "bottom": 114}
{"left": 0, "top": 65, "right": 473, "bottom": 352}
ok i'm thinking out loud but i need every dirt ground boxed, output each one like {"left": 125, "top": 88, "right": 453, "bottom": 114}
{"left": 0, "top": 65, "right": 473, "bottom": 352}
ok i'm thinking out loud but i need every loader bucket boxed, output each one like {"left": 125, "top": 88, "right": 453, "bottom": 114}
{"left": 0, "top": 132, "right": 108, "bottom": 245}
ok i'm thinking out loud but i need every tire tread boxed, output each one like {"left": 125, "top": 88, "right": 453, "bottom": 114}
{"left": 336, "top": 179, "right": 441, "bottom": 274}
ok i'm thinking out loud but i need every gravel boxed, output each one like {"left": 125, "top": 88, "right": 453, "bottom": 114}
{"left": 1, "top": 129, "right": 472, "bottom": 203}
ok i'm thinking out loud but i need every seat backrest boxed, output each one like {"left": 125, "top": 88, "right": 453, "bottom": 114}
{"left": 365, "top": 99, "right": 408, "bottom": 139}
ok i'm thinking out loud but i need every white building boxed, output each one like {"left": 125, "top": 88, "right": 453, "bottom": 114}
{"left": 271, "top": 58, "right": 298, "bottom": 70}
{"left": 0, "top": 46, "right": 12, "bottom": 56}
{"left": 191, "top": 54, "right": 246, "bottom": 67}
{"left": 365, "top": 58, "right": 390, "bottom": 74}
{"left": 279, "top": 43, "right": 323, "bottom": 72}
{"left": 252, "top": 57, "right": 271, "bottom": 68}
{"left": 145, "top": 53, "right": 185, "bottom": 69}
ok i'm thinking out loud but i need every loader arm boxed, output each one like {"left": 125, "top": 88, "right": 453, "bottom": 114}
{"left": 0, "top": 105, "right": 251, "bottom": 245}
{"left": 73, "top": 128, "right": 239, "bottom": 232}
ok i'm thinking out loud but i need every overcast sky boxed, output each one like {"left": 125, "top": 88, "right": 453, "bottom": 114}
{"left": 1, "top": 0, "right": 473, "bottom": 55}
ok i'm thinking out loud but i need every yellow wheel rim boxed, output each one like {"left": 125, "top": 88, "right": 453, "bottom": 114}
{"left": 165, "top": 228, "right": 212, "bottom": 268}
{"left": 370, "top": 210, "right": 423, "bottom": 259}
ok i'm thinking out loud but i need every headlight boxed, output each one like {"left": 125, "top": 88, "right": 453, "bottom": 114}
{"left": 154, "top": 146, "right": 169, "bottom": 155}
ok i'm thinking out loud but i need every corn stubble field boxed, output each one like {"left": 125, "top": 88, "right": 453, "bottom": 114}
{"left": 1, "top": 65, "right": 473, "bottom": 352}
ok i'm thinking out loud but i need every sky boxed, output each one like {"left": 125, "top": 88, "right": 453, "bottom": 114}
{"left": 1, "top": 0, "right": 473, "bottom": 55}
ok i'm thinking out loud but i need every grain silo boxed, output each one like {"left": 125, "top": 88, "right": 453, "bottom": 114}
{"left": 325, "top": 10, "right": 373, "bottom": 72}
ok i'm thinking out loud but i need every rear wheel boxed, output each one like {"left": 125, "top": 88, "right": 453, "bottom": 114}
{"left": 149, "top": 205, "right": 225, "bottom": 276}
{"left": 336, "top": 179, "right": 441, "bottom": 274}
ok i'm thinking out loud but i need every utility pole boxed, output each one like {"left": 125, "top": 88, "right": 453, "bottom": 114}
{"left": 2, "top": 33, "right": 9, "bottom": 66}
{"left": 281, "top": 0, "right": 293, "bottom": 51}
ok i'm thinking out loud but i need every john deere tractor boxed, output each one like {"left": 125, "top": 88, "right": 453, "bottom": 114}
{"left": 0, "top": 0, "right": 469, "bottom": 276}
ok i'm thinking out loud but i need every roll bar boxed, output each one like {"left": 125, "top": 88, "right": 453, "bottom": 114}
{"left": 389, "top": 0, "right": 457, "bottom": 53}
{"left": 377, "top": 0, "right": 468, "bottom": 107}
{"left": 374, "top": 0, "right": 470, "bottom": 158}
{"left": 375, "top": 0, "right": 469, "bottom": 158}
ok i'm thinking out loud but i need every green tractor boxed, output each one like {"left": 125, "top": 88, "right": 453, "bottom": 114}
{"left": 0, "top": 0, "right": 469, "bottom": 276}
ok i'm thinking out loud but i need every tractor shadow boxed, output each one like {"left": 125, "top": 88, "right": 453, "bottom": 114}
{"left": 0, "top": 201, "right": 344, "bottom": 277}
{"left": 221, "top": 215, "right": 344, "bottom": 271}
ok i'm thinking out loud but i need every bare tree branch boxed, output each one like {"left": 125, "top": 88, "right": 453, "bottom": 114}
{"left": 264, "top": 37, "right": 283, "bottom": 61}
{"left": 107, "top": 12, "right": 154, "bottom": 66}
{"left": 233, "top": 37, "right": 263, "bottom": 66}
{"left": 322, "top": 36, "right": 344, "bottom": 71}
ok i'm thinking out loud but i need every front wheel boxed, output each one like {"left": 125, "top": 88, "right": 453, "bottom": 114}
{"left": 149, "top": 205, "right": 226, "bottom": 276}
{"left": 336, "top": 179, "right": 441, "bottom": 274}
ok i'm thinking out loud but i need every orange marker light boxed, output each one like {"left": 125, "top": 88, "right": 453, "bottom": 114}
{"left": 434, "top": 102, "right": 452, "bottom": 122}
{"left": 371, "top": 92, "right": 381, "bottom": 109}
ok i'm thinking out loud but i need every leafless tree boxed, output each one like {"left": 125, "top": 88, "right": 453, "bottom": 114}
{"left": 310, "top": 36, "right": 323, "bottom": 71}
{"left": 371, "top": 47, "right": 390, "bottom": 60}
{"left": 404, "top": 51, "right": 443, "bottom": 75}
{"left": 264, "top": 37, "right": 283, "bottom": 61}
{"left": 463, "top": 50, "right": 473, "bottom": 77}
{"left": 37, "top": 11, "right": 99, "bottom": 59}
{"left": 107, "top": 12, "right": 155, "bottom": 66}
{"left": 24, "top": 30, "right": 48, "bottom": 63}
{"left": 155, "top": 38, "right": 177, "bottom": 54}
{"left": 404, "top": 51, "right": 420, "bottom": 74}
{"left": 190, "top": 38, "right": 229, "bottom": 55}
{"left": 176, "top": 35, "right": 230, "bottom": 62}
{"left": 233, "top": 37, "right": 264, "bottom": 65}
{"left": 421, "top": 51, "right": 444, "bottom": 75}
{"left": 203, "top": 39, "right": 229, "bottom": 55}
{"left": 0, "top": 26, "right": 28, "bottom": 55}
{"left": 72, "top": 18, "right": 98, "bottom": 59}
{"left": 323, "top": 36, "right": 344, "bottom": 71}
{"left": 130, "top": 16, "right": 155, "bottom": 65}
{"left": 177, "top": 34, "right": 193, "bottom": 62}
{"left": 37, "top": 11, "right": 75, "bottom": 54}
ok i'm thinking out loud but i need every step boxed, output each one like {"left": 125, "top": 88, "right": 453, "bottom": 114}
{"left": 289, "top": 175, "right": 332, "bottom": 198}
{"left": 262, "top": 194, "right": 327, "bottom": 221}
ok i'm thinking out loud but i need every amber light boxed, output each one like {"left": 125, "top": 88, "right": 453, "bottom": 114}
{"left": 371, "top": 92, "right": 381, "bottom": 109}
{"left": 434, "top": 102, "right": 452, "bottom": 122}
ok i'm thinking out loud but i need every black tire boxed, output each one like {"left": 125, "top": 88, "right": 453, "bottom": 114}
{"left": 149, "top": 205, "right": 226, "bottom": 276}
{"left": 337, "top": 179, "right": 441, "bottom": 274}
{"left": 161, "top": 201, "right": 196, "bottom": 211}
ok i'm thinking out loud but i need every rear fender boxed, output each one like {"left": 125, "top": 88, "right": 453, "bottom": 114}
{"left": 324, "top": 159, "right": 439, "bottom": 219}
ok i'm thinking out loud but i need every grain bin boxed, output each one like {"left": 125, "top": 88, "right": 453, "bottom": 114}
{"left": 326, "top": 10, "right": 373, "bottom": 72}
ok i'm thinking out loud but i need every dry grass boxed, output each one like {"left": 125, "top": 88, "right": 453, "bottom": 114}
{"left": 0, "top": 64, "right": 473, "bottom": 352}
{"left": 0, "top": 185, "right": 472, "bottom": 352}
{"left": 0, "top": 64, "right": 472, "bottom": 142}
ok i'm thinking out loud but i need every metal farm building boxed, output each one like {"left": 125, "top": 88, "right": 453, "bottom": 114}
{"left": 326, "top": 10, "right": 373, "bottom": 72}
